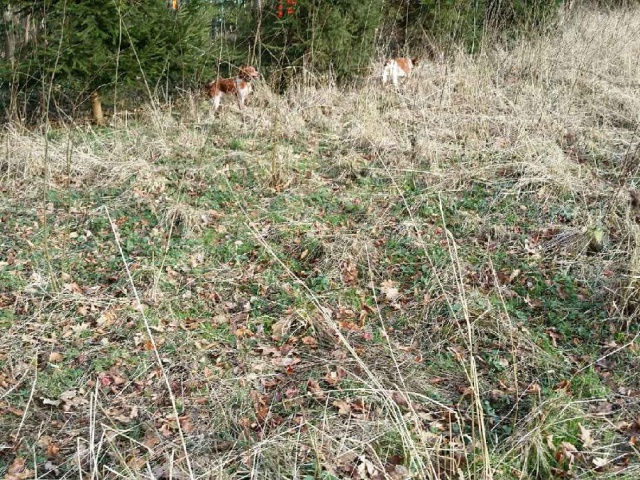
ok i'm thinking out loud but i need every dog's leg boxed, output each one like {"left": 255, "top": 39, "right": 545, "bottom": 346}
{"left": 212, "top": 94, "right": 222, "bottom": 115}
{"left": 234, "top": 78, "right": 245, "bottom": 110}
{"left": 237, "top": 91, "right": 246, "bottom": 110}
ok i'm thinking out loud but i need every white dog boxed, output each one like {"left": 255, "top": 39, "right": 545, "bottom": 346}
{"left": 382, "top": 57, "right": 420, "bottom": 86}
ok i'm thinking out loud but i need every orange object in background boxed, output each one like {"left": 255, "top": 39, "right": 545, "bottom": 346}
{"left": 277, "top": 0, "right": 296, "bottom": 18}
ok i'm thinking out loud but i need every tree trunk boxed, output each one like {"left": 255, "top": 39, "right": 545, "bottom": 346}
{"left": 2, "top": 4, "right": 16, "bottom": 66}
{"left": 91, "top": 91, "right": 105, "bottom": 125}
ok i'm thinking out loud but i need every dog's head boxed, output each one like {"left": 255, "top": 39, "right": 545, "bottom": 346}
{"left": 239, "top": 66, "right": 261, "bottom": 81}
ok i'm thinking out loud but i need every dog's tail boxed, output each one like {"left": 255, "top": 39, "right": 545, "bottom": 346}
{"left": 203, "top": 80, "right": 217, "bottom": 98}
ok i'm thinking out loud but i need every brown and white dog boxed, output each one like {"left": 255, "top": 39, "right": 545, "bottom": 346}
{"left": 382, "top": 57, "right": 420, "bottom": 86}
{"left": 205, "top": 66, "right": 260, "bottom": 113}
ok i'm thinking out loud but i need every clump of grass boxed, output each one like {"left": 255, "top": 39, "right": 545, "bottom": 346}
{"left": 162, "top": 201, "right": 203, "bottom": 237}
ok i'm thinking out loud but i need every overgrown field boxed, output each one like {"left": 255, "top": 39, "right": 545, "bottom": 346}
{"left": 2, "top": 8, "right": 640, "bottom": 480}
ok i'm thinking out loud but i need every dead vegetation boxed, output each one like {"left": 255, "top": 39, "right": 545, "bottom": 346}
{"left": 1, "top": 6, "right": 640, "bottom": 480}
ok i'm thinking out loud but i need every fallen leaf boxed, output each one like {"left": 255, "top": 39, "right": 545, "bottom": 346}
{"left": 271, "top": 318, "right": 290, "bottom": 341}
{"left": 392, "top": 391, "right": 410, "bottom": 409}
{"left": 341, "top": 259, "right": 358, "bottom": 285}
{"left": 285, "top": 387, "right": 299, "bottom": 398}
{"left": 380, "top": 280, "right": 400, "bottom": 301}
{"left": 546, "top": 434, "right": 555, "bottom": 450}
{"left": 307, "top": 379, "right": 325, "bottom": 400}
{"left": 333, "top": 399, "right": 351, "bottom": 416}
{"left": 271, "top": 356, "right": 301, "bottom": 368}
{"left": 106, "top": 407, "right": 135, "bottom": 424}
{"left": 129, "top": 405, "right": 139, "bottom": 419}
{"left": 357, "top": 456, "right": 377, "bottom": 478}
{"left": 180, "top": 416, "right": 196, "bottom": 433}
{"left": 387, "top": 464, "right": 410, "bottom": 480}
{"left": 527, "top": 383, "right": 542, "bottom": 394}
{"left": 556, "top": 441, "right": 578, "bottom": 469}
{"left": 579, "top": 424, "right": 595, "bottom": 449}
{"left": 337, "top": 319, "right": 360, "bottom": 331}
{"left": 7, "top": 406, "right": 25, "bottom": 416}
{"left": 36, "top": 436, "right": 53, "bottom": 449}
{"left": 68, "top": 322, "right": 89, "bottom": 336}
{"left": 46, "top": 442, "right": 60, "bottom": 456}
{"left": 151, "top": 463, "right": 190, "bottom": 480}
{"left": 589, "top": 401, "right": 615, "bottom": 416}
{"left": 324, "top": 370, "right": 339, "bottom": 386}
{"left": 256, "top": 406, "right": 269, "bottom": 423}
{"left": 48, "top": 352, "right": 63, "bottom": 363}
{"left": 301, "top": 335, "right": 318, "bottom": 347}
{"left": 143, "top": 431, "right": 161, "bottom": 449}
{"left": 59, "top": 389, "right": 78, "bottom": 401}
{"left": 5, "top": 457, "right": 32, "bottom": 480}
{"left": 63, "top": 282, "right": 83, "bottom": 294}
{"left": 111, "top": 374, "right": 127, "bottom": 386}
{"left": 351, "top": 397, "right": 367, "bottom": 413}
{"left": 332, "top": 349, "right": 347, "bottom": 361}
{"left": 592, "top": 457, "right": 608, "bottom": 469}
{"left": 96, "top": 309, "right": 118, "bottom": 327}
{"left": 508, "top": 269, "right": 521, "bottom": 283}
{"left": 41, "top": 397, "right": 61, "bottom": 407}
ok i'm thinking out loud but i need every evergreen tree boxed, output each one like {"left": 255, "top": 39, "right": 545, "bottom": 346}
{"left": 382, "top": 0, "right": 566, "bottom": 57}
{"left": 1, "top": 0, "right": 215, "bottom": 122}
{"left": 205, "top": 0, "right": 256, "bottom": 78}
{"left": 257, "top": 0, "right": 385, "bottom": 86}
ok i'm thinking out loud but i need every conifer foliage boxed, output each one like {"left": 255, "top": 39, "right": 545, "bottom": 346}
{"left": 256, "top": 0, "right": 384, "bottom": 84}
{"left": 0, "top": 0, "right": 214, "bottom": 122}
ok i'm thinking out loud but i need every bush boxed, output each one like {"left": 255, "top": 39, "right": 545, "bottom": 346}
{"left": 256, "top": 0, "right": 384, "bottom": 86}
{"left": 0, "top": 0, "right": 215, "bottom": 122}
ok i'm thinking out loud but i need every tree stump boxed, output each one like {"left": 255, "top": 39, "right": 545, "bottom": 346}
{"left": 91, "top": 91, "right": 105, "bottom": 126}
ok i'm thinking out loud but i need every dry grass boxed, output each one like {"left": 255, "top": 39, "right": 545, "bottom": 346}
{"left": 2, "top": 6, "right": 640, "bottom": 480}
